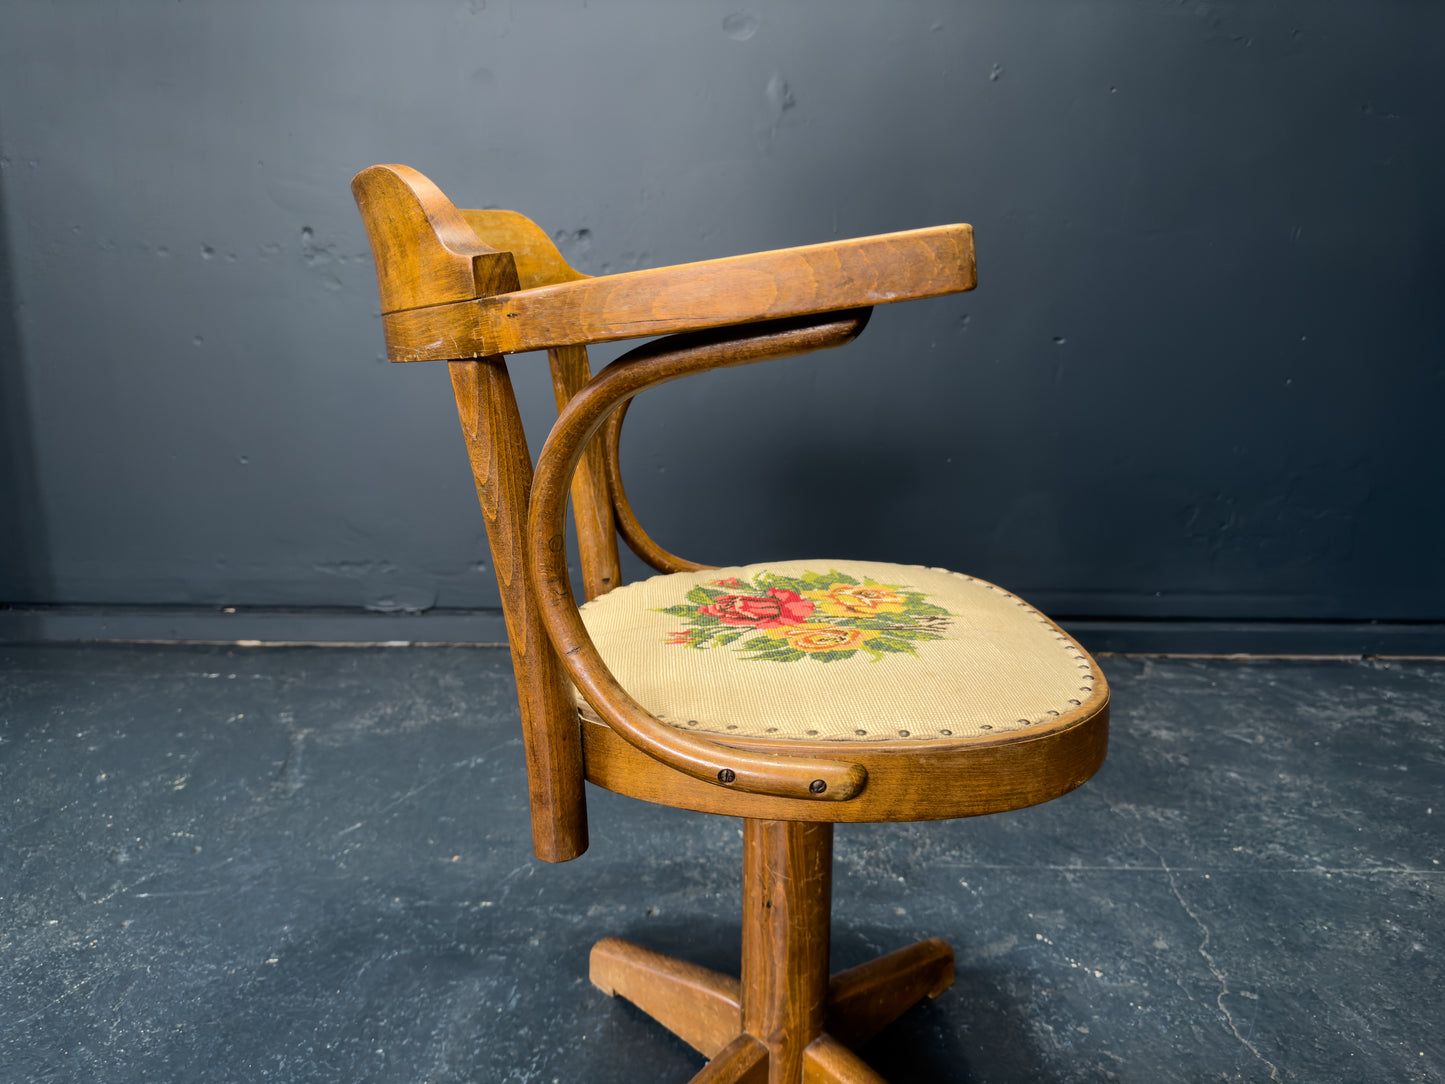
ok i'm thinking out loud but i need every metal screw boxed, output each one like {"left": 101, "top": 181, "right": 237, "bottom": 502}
{"left": 809, "top": 779, "right": 827, "bottom": 794}
{"left": 717, "top": 768, "right": 736, "bottom": 784}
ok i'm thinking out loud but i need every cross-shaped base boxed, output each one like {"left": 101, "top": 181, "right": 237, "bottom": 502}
{"left": 590, "top": 821, "right": 956, "bottom": 1083}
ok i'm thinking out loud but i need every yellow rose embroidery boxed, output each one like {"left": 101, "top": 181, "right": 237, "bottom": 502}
{"left": 779, "top": 624, "right": 873, "bottom": 653}
{"left": 658, "top": 570, "right": 953, "bottom": 663}
{"left": 805, "top": 583, "right": 908, "bottom": 617}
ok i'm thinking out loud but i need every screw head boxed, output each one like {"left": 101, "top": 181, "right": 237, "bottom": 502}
{"left": 717, "top": 768, "right": 736, "bottom": 784}
{"left": 809, "top": 779, "right": 827, "bottom": 794}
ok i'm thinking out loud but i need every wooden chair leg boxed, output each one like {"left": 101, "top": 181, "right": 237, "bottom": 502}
{"left": 591, "top": 821, "right": 948, "bottom": 1082}
{"left": 590, "top": 936, "right": 743, "bottom": 1057}
{"left": 802, "top": 1034, "right": 891, "bottom": 1084}
{"left": 688, "top": 1035, "right": 770, "bottom": 1084}
{"left": 742, "top": 820, "right": 835, "bottom": 1083}
{"left": 825, "top": 937, "right": 955, "bottom": 1048}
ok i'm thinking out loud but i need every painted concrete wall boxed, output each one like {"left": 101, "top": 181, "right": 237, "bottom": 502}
{"left": 1, "top": 1, "right": 1441, "bottom": 621}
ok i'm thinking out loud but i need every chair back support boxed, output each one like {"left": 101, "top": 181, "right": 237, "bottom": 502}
{"left": 353, "top": 165, "right": 591, "bottom": 861}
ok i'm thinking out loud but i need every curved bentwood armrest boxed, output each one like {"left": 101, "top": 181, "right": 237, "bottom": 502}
{"left": 381, "top": 224, "right": 976, "bottom": 362}
{"left": 602, "top": 397, "right": 714, "bottom": 575}
{"left": 528, "top": 313, "right": 878, "bottom": 802}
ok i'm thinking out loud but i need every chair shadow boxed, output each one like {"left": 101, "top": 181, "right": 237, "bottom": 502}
{"left": 128, "top": 889, "right": 1063, "bottom": 1083}
{"left": 834, "top": 923, "right": 1065, "bottom": 1084}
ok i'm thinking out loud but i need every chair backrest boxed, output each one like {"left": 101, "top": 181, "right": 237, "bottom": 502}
{"left": 353, "top": 164, "right": 604, "bottom": 862}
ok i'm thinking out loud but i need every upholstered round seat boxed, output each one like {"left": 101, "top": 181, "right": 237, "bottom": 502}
{"left": 578, "top": 560, "right": 1105, "bottom": 745}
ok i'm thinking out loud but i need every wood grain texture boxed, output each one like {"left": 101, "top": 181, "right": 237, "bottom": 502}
{"left": 459, "top": 208, "right": 588, "bottom": 291}
{"left": 380, "top": 225, "right": 974, "bottom": 361}
{"left": 448, "top": 357, "right": 587, "bottom": 862}
{"left": 579, "top": 692, "right": 1108, "bottom": 823}
{"left": 590, "top": 937, "right": 742, "bottom": 1057}
{"left": 800, "top": 1035, "right": 890, "bottom": 1084}
{"left": 354, "top": 166, "right": 591, "bottom": 861}
{"left": 603, "top": 397, "right": 713, "bottom": 574}
{"left": 825, "top": 939, "right": 954, "bottom": 1048}
{"left": 579, "top": 822, "right": 949, "bottom": 1081}
{"left": 546, "top": 344, "right": 622, "bottom": 599}
{"left": 688, "top": 1036, "right": 770, "bottom": 1084}
{"left": 351, "top": 164, "right": 514, "bottom": 315}
{"left": 527, "top": 315, "right": 874, "bottom": 803}
{"left": 742, "top": 821, "right": 833, "bottom": 1084}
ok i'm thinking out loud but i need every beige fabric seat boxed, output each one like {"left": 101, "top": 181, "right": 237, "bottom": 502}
{"left": 578, "top": 559, "right": 1101, "bottom": 744}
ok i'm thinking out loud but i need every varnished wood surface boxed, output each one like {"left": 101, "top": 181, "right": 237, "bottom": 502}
{"left": 689, "top": 1035, "right": 770, "bottom": 1084}
{"left": 353, "top": 164, "right": 588, "bottom": 860}
{"left": 459, "top": 208, "right": 588, "bottom": 291}
{"left": 380, "top": 224, "right": 974, "bottom": 361}
{"left": 351, "top": 164, "right": 516, "bottom": 315}
{"left": 800, "top": 1035, "right": 889, "bottom": 1084}
{"left": 589, "top": 820, "right": 950, "bottom": 1082}
{"left": 527, "top": 314, "right": 875, "bottom": 804}
{"left": 546, "top": 344, "right": 621, "bottom": 599}
{"left": 742, "top": 821, "right": 833, "bottom": 1083}
{"left": 825, "top": 939, "right": 954, "bottom": 1048}
{"left": 447, "top": 357, "right": 587, "bottom": 861}
{"left": 590, "top": 937, "right": 742, "bottom": 1058}
{"left": 603, "top": 397, "right": 712, "bottom": 574}
{"left": 580, "top": 694, "right": 1107, "bottom": 823}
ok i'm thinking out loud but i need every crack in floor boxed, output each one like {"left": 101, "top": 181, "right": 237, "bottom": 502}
{"left": 1156, "top": 852, "right": 1282, "bottom": 1082}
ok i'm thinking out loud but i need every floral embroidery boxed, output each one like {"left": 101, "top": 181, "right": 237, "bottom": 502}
{"left": 811, "top": 584, "right": 907, "bottom": 618}
{"left": 700, "top": 588, "right": 815, "bottom": 629}
{"left": 657, "top": 570, "right": 954, "bottom": 663}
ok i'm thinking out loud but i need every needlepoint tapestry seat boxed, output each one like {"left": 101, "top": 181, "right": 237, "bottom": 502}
{"left": 579, "top": 559, "right": 1104, "bottom": 743}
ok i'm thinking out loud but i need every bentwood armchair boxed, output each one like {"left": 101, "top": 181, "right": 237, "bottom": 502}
{"left": 351, "top": 164, "right": 1109, "bottom": 1083}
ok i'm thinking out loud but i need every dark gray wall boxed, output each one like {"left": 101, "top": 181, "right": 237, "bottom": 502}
{"left": 1, "top": 1, "right": 1441, "bottom": 622}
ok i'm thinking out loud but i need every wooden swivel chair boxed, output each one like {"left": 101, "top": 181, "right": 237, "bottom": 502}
{"left": 351, "top": 164, "right": 1109, "bottom": 1083}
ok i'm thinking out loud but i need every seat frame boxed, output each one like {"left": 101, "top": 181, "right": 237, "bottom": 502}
{"left": 351, "top": 164, "right": 1109, "bottom": 1083}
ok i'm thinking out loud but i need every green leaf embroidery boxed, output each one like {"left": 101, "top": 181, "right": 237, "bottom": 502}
{"left": 741, "top": 647, "right": 806, "bottom": 663}
{"left": 662, "top": 569, "right": 954, "bottom": 664}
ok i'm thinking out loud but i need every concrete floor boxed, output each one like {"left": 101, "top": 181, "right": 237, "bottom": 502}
{"left": 1, "top": 644, "right": 1441, "bottom": 1083}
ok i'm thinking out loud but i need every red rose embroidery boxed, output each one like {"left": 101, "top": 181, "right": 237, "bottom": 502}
{"left": 700, "top": 589, "right": 815, "bottom": 629}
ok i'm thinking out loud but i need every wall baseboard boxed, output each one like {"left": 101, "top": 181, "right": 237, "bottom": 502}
{"left": 1058, "top": 619, "right": 1445, "bottom": 658}
{"left": 0, "top": 605, "right": 509, "bottom": 646}
{"left": 2, "top": 605, "right": 1442, "bottom": 657}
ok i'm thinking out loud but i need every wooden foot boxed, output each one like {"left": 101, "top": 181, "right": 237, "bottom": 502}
{"left": 802, "top": 1034, "right": 891, "bottom": 1084}
{"left": 826, "top": 937, "right": 954, "bottom": 1047}
{"left": 590, "top": 936, "right": 742, "bottom": 1058}
{"left": 590, "top": 819, "right": 951, "bottom": 1082}
{"left": 688, "top": 1035, "right": 769, "bottom": 1084}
